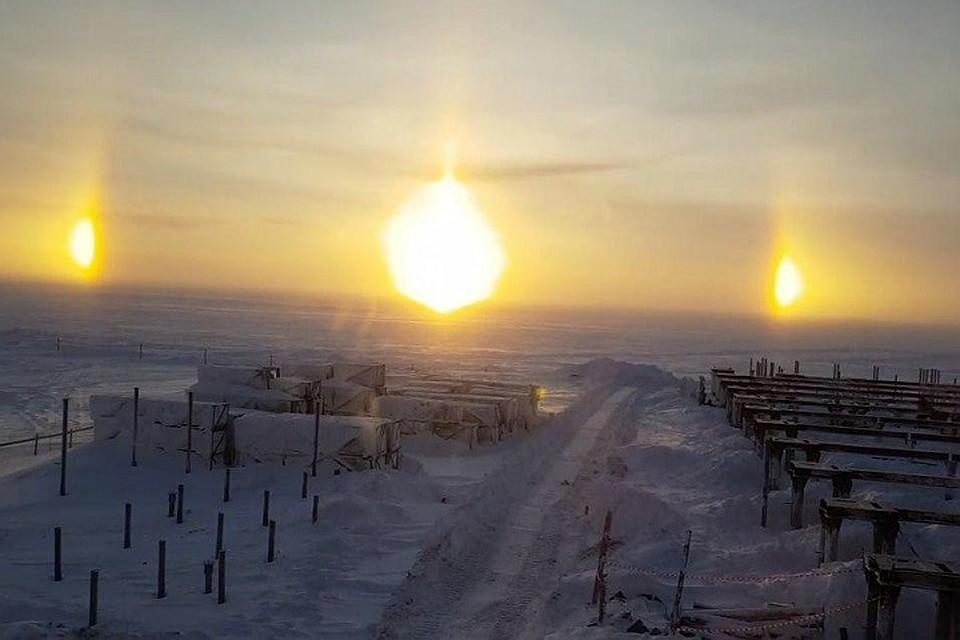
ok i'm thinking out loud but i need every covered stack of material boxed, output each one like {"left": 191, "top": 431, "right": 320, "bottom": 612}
{"left": 281, "top": 362, "right": 386, "bottom": 415}
{"left": 230, "top": 410, "right": 400, "bottom": 470}
{"left": 374, "top": 376, "right": 543, "bottom": 444}
{"left": 192, "top": 365, "right": 320, "bottom": 413}
{"left": 90, "top": 394, "right": 229, "bottom": 459}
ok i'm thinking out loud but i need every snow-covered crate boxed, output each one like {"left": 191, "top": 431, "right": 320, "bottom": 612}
{"left": 90, "top": 394, "right": 229, "bottom": 458}
{"left": 230, "top": 411, "right": 400, "bottom": 470}
{"left": 333, "top": 362, "right": 387, "bottom": 393}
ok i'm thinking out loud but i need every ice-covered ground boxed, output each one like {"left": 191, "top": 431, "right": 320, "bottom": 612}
{"left": 2, "top": 285, "right": 960, "bottom": 638}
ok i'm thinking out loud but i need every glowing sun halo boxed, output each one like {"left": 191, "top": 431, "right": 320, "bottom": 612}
{"left": 69, "top": 218, "right": 96, "bottom": 270}
{"left": 385, "top": 177, "right": 506, "bottom": 313}
{"left": 774, "top": 256, "right": 803, "bottom": 308}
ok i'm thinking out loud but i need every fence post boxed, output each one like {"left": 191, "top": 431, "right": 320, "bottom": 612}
{"left": 223, "top": 469, "right": 231, "bottom": 503}
{"left": 301, "top": 471, "right": 308, "bottom": 500}
{"left": 59, "top": 398, "right": 68, "bottom": 496}
{"left": 312, "top": 495, "right": 319, "bottom": 523}
{"left": 670, "top": 530, "right": 693, "bottom": 631}
{"left": 176, "top": 484, "right": 184, "bottom": 524}
{"left": 34, "top": 433, "right": 39, "bottom": 456}
{"left": 139, "top": 343, "right": 143, "bottom": 360}
{"left": 53, "top": 526, "right": 62, "bottom": 582}
{"left": 262, "top": 490, "right": 270, "bottom": 527}
{"left": 88, "top": 569, "right": 99, "bottom": 627}
{"left": 267, "top": 520, "right": 276, "bottom": 563}
{"left": 167, "top": 492, "right": 176, "bottom": 518}
{"left": 123, "top": 503, "right": 132, "bottom": 549}
{"left": 217, "top": 550, "right": 226, "bottom": 604}
{"left": 204, "top": 561, "right": 213, "bottom": 594}
{"left": 312, "top": 404, "right": 320, "bottom": 477}
{"left": 131, "top": 387, "right": 139, "bottom": 467}
{"left": 216, "top": 512, "right": 224, "bottom": 556}
{"left": 157, "top": 540, "right": 166, "bottom": 599}
{"left": 185, "top": 391, "right": 193, "bottom": 474}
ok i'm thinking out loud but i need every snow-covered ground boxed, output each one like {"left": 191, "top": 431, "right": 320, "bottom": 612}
{"left": 2, "top": 286, "right": 960, "bottom": 638}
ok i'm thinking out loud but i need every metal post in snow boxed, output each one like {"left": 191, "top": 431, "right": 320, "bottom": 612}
{"left": 267, "top": 520, "right": 276, "bottom": 563}
{"left": 53, "top": 526, "right": 62, "bottom": 582}
{"left": 176, "top": 484, "right": 184, "bottom": 524}
{"left": 217, "top": 550, "right": 226, "bottom": 604}
{"left": 312, "top": 495, "right": 319, "bottom": 523}
{"left": 157, "top": 540, "right": 166, "bottom": 599}
{"left": 203, "top": 561, "right": 213, "bottom": 594}
{"left": 185, "top": 391, "right": 193, "bottom": 474}
{"left": 123, "top": 503, "right": 132, "bottom": 549}
{"left": 223, "top": 468, "right": 231, "bottom": 503}
{"left": 59, "top": 398, "right": 68, "bottom": 496}
{"left": 670, "top": 530, "right": 693, "bottom": 631}
{"left": 216, "top": 512, "right": 224, "bottom": 556}
{"left": 301, "top": 471, "right": 308, "bottom": 500}
{"left": 88, "top": 569, "right": 99, "bottom": 627}
{"left": 312, "top": 403, "right": 320, "bottom": 477}
{"left": 262, "top": 490, "right": 270, "bottom": 527}
{"left": 131, "top": 387, "right": 139, "bottom": 467}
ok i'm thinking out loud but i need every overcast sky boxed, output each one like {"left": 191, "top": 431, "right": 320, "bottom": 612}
{"left": 1, "top": 1, "right": 958, "bottom": 322}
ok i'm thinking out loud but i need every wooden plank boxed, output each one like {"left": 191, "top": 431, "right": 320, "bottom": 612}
{"left": 753, "top": 419, "right": 960, "bottom": 446}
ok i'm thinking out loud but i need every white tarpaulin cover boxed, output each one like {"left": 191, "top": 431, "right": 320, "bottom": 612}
{"left": 231, "top": 410, "right": 400, "bottom": 469}
{"left": 90, "top": 394, "right": 229, "bottom": 457}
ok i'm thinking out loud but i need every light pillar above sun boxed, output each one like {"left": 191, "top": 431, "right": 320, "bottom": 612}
{"left": 383, "top": 168, "right": 506, "bottom": 314}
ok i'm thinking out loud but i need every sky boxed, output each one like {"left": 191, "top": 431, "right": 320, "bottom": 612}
{"left": 1, "top": 1, "right": 958, "bottom": 323}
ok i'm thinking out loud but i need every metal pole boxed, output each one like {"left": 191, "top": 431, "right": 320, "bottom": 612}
{"left": 53, "top": 526, "right": 62, "bottom": 582}
{"left": 216, "top": 512, "right": 224, "bottom": 556}
{"left": 88, "top": 570, "right": 99, "bottom": 627}
{"left": 157, "top": 540, "right": 166, "bottom": 599}
{"left": 262, "top": 490, "right": 270, "bottom": 527}
{"left": 312, "top": 403, "right": 320, "bottom": 477}
{"left": 185, "top": 391, "right": 193, "bottom": 474}
{"left": 267, "top": 520, "right": 276, "bottom": 563}
{"left": 312, "top": 495, "right": 319, "bottom": 523}
{"left": 123, "top": 503, "right": 132, "bottom": 549}
{"left": 670, "top": 530, "right": 693, "bottom": 631}
{"left": 217, "top": 550, "right": 226, "bottom": 604}
{"left": 59, "top": 398, "right": 68, "bottom": 496}
{"left": 176, "top": 484, "right": 184, "bottom": 524}
{"left": 223, "top": 468, "right": 231, "bottom": 503}
{"left": 131, "top": 387, "right": 139, "bottom": 467}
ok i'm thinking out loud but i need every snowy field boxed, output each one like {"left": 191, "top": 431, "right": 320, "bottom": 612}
{"left": 2, "top": 284, "right": 960, "bottom": 639}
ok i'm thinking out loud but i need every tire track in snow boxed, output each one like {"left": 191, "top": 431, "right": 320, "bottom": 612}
{"left": 376, "top": 386, "right": 639, "bottom": 640}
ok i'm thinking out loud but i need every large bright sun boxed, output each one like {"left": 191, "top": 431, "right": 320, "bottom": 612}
{"left": 774, "top": 255, "right": 803, "bottom": 308}
{"left": 384, "top": 177, "right": 506, "bottom": 313}
{"left": 69, "top": 218, "right": 96, "bottom": 270}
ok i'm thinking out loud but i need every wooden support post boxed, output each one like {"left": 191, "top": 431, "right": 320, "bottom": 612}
{"left": 53, "top": 526, "right": 62, "bottom": 582}
{"left": 157, "top": 540, "right": 166, "bottom": 599}
{"left": 217, "top": 550, "right": 226, "bottom": 604}
{"left": 935, "top": 591, "right": 960, "bottom": 640}
{"left": 262, "top": 490, "right": 270, "bottom": 527}
{"left": 123, "top": 503, "right": 132, "bottom": 549}
{"left": 825, "top": 518, "right": 841, "bottom": 563}
{"left": 267, "top": 520, "right": 276, "bottom": 563}
{"left": 873, "top": 519, "right": 899, "bottom": 555}
{"left": 301, "top": 471, "right": 308, "bottom": 500}
{"left": 312, "top": 495, "right": 319, "bottom": 523}
{"left": 670, "top": 530, "right": 693, "bottom": 631}
{"left": 33, "top": 433, "right": 39, "bottom": 456}
{"left": 794, "top": 360, "right": 800, "bottom": 374}
{"left": 865, "top": 574, "right": 880, "bottom": 640}
{"left": 312, "top": 403, "right": 320, "bottom": 477}
{"left": 176, "top": 484, "right": 184, "bottom": 524}
{"left": 203, "top": 560, "right": 214, "bottom": 594}
{"left": 59, "top": 398, "right": 68, "bottom": 496}
{"left": 946, "top": 456, "right": 957, "bottom": 501}
{"left": 185, "top": 391, "right": 193, "bottom": 474}
{"left": 216, "top": 512, "right": 224, "bottom": 556}
{"left": 876, "top": 585, "right": 901, "bottom": 640}
{"left": 167, "top": 492, "right": 176, "bottom": 518}
{"left": 88, "top": 569, "right": 99, "bottom": 627}
{"left": 790, "top": 475, "right": 807, "bottom": 529}
{"left": 223, "top": 469, "right": 231, "bottom": 503}
{"left": 131, "top": 387, "right": 139, "bottom": 467}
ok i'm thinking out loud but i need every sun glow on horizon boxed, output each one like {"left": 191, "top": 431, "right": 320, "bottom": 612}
{"left": 774, "top": 255, "right": 804, "bottom": 309}
{"left": 384, "top": 176, "right": 506, "bottom": 314}
{"left": 69, "top": 218, "right": 96, "bottom": 270}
